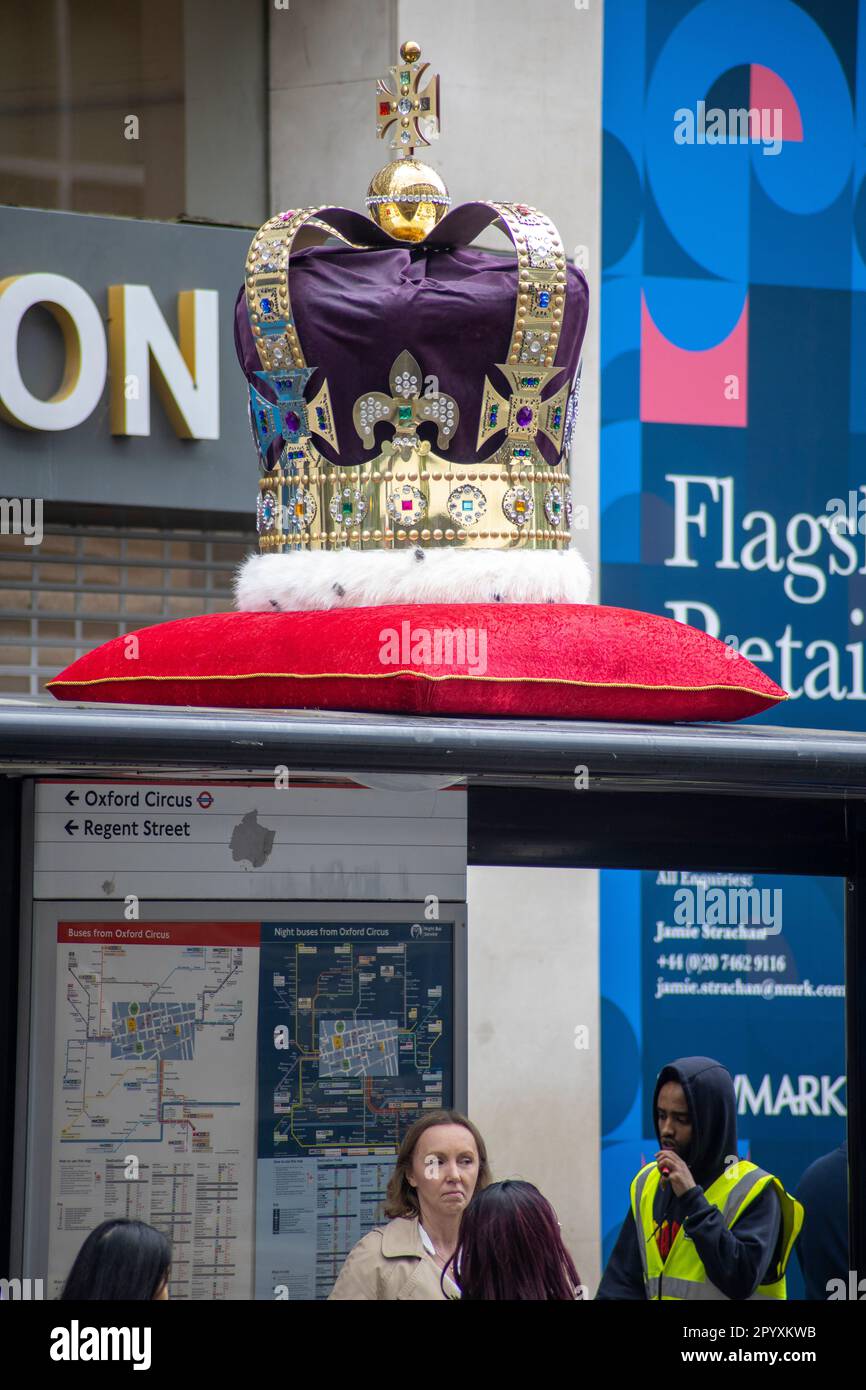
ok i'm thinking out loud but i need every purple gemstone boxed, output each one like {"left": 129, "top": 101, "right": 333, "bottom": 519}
{"left": 285, "top": 411, "right": 300, "bottom": 432}
{"left": 516, "top": 406, "right": 533, "bottom": 428}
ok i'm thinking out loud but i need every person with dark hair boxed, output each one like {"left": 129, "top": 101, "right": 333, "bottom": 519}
{"left": 597, "top": 1055, "right": 803, "bottom": 1300}
{"left": 445, "top": 1179, "right": 583, "bottom": 1300}
{"left": 794, "top": 1141, "right": 849, "bottom": 1299}
{"left": 328, "top": 1108, "right": 490, "bottom": 1299}
{"left": 60, "top": 1218, "right": 171, "bottom": 1301}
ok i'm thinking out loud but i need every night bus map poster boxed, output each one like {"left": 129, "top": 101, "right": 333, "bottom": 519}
{"left": 254, "top": 920, "right": 454, "bottom": 1299}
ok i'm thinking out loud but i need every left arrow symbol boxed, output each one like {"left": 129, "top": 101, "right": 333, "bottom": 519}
{"left": 65, "top": 790, "right": 79, "bottom": 805}
{"left": 64, "top": 820, "right": 79, "bottom": 836}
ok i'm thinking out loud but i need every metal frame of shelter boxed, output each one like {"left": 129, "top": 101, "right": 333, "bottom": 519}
{"left": 0, "top": 698, "right": 864, "bottom": 1286}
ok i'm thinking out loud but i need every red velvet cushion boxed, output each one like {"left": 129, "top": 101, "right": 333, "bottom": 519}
{"left": 46, "top": 605, "right": 787, "bottom": 723}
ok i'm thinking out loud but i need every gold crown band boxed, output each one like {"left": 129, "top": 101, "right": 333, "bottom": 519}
{"left": 256, "top": 442, "right": 574, "bottom": 551}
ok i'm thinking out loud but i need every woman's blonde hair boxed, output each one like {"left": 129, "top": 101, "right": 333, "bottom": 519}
{"left": 383, "top": 1109, "right": 490, "bottom": 1219}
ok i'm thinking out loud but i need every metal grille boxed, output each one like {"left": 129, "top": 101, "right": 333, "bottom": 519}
{"left": 0, "top": 523, "right": 254, "bottom": 695}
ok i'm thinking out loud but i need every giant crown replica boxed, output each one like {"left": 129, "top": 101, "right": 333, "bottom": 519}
{"left": 233, "top": 38, "right": 590, "bottom": 612}
{"left": 48, "top": 42, "right": 787, "bottom": 723}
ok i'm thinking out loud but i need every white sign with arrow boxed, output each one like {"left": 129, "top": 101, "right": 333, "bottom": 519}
{"left": 34, "top": 780, "right": 467, "bottom": 902}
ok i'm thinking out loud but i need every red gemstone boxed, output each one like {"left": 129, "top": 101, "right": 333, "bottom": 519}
{"left": 379, "top": 101, "right": 391, "bottom": 116}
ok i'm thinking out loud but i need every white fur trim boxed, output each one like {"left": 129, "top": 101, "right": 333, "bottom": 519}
{"left": 234, "top": 547, "right": 591, "bottom": 611}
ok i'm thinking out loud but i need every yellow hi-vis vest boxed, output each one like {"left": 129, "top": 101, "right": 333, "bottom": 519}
{"left": 630, "top": 1159, "right": 804, "bottom": 1301}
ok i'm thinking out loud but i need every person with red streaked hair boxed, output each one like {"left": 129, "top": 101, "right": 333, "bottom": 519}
{"left": 443, "top": 1179, "right": 584, "bottom": 1301}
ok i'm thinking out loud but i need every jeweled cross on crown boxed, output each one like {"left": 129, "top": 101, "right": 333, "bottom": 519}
{"left": 375, "top": 40, "right": 441, "bottom": 154}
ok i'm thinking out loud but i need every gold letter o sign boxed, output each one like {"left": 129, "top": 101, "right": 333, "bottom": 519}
{"left": 0, "top": 272, "right": 107, "bottom": 431}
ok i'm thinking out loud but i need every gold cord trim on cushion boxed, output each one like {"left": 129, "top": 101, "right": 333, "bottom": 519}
{"left": 46, "top": 672, "right": 788, "bottom": 697}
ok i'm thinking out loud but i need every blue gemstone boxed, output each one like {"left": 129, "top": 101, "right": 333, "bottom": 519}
{"left": 538, "top": 291, "right": 550, "bottom": 308}
{"left": 260, "top": 297, "right": 273, "bottom": 314}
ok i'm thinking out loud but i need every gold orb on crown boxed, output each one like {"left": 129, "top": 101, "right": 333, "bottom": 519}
{"left": 366, "top": 158, "right": 450, "bottom": 243}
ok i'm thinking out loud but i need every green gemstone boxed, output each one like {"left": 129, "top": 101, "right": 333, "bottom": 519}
{"left": 398, "top": 405, "right": 413, "bottom": 422}
{"left": 342, "top": 501, "right": 353, "bottom": 517}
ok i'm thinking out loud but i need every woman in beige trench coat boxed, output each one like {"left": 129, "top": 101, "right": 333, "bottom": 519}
{"left": 328, "top": 1108, "right": 490, "bottom": 1300}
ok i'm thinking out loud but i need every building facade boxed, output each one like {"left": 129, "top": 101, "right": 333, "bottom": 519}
{"left": 0, "top": 0, "right": 604, "bottom": 1293}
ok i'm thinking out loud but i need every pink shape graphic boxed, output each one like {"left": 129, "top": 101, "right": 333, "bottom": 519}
{"left": 749, "top": 64, "right": 803, "bottom": 142}
{"left": 640, "top": 292, "right": 748, "bottom": 428}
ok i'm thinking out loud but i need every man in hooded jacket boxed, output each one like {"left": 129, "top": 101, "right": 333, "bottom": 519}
{"left": 596, "top": 1055, "right": 803, "bottom": 1300}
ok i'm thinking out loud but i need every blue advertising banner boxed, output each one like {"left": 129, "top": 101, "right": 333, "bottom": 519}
{"left": 600, "top": 0, "right": 854, "bottom": 1295}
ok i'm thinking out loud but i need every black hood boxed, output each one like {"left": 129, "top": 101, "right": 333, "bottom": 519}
{"left": 653, "top": 1056, "right": 738, "bottom": 1189}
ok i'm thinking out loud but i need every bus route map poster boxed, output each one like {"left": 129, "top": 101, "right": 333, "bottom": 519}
{"left": 48, "top": 922, "right": 259, "bottom": 1299}
{"left": 45, "top": 915, "right": 456, "bottom": 1299}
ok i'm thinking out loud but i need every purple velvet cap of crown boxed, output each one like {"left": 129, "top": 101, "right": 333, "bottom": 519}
{"left": 235, "top": 241, "right": 589, "bottom": 470}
